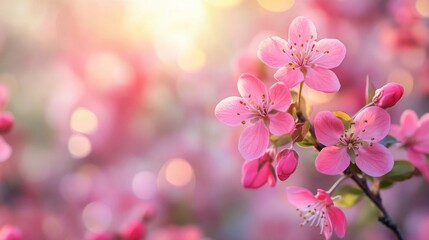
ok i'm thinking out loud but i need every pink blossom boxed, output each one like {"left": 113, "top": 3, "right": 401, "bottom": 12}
{"left": 241, "top": 150, "right": 276, "bottom": 188}
{"left": 286, "top": 187, "right": 346, "bottom": 240}
{"left": 215, "top": 73, "right": 294, "bottom": 160}
{"left": 372, "top": 83, "right": 404, "bottom": 109}
{"left": 276, "top": 149, "right": 299, "bottom": 181}
{"left": 0, "top": 112, "right": 13, "bottom": 134}
{"left": 121, "top": 221, "right": 145, "bottom": 240}
{"left": 0, "top": 225, "right": 22, "bottom": 240}
{"left": 314, "top": 107, "right": 394, "bottom": 177}
{"left": 390, "top": 110, "right": 429, "bottom": 181}
{"left": 257, "top": 16, "right": 346, "bottom": 93}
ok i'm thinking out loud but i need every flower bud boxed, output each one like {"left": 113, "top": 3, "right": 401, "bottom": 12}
{"left": 372, "top": 83, "right": 404, "bottom": 109}
{"left": 0, "top": 112, "right": 13, "bottom": 134}
{"left": 241, "top": 151, "right": 276, "bottom": 189}
{"left": 0, "top": 225, "right": 22, "bottom": 240}
{"left": 276, "top": 149, "right": 298, "bottom": 181}
{"left": 121, "top": 221, "right": 145, "bottom": 240}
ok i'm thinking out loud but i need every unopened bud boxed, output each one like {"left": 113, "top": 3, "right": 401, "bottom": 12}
{"left": 0, "top": 112, "right": 13, "bottom": 134}
{"left": 276, "top": 149, "right": 299, "bottom": 181}
{"left": 372, "top": 83, "right": 404, "bottom": 109}
{"left": 241, "top": 151, "right": 276, "bottom": 189}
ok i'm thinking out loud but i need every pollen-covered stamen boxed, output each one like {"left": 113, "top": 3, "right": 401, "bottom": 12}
{"left": 296, "top": 201, "right": 328, "bottom": 233}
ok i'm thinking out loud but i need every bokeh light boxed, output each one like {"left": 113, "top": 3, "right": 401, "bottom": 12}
{"left": 70, "top": 107, "right": 99, "bottom": 134}
{"left": 387, "top": 68, "right": 414, "bottom": 97}
{"left": 257, "top": 0, "right": 295, "bottom": 12}
{"left": 82, "top": 202, "right": 112, "bottom": 232}
{"left": 163, "top": 158, "right": 194, "bottom": 187}
{"left": 132, "top": 171, "right": 157, "bottom": 200}
{"left": 416, "top": 0, "right": 429, "bottom": 17}
{"left": 68, "top": 134, "right": 92, "bottom": 159}
{"left": 204, "top": 0, "right": 243, "bottom": 8}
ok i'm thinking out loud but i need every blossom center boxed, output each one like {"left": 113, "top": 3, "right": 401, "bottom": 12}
{"left": 296, "top": 201, "right": 329, "bottom": 235}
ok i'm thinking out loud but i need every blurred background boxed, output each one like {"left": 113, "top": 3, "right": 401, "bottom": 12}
{"left": 0, "top": 0, "right": 428, "bottom": 239}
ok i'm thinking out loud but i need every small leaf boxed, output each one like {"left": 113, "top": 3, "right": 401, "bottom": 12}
{"left": 334, "top": 185, "right": 363, "bottom": 208}
{"left": 296, "top": 134, "right": 316, "bottom": 148}
{"left": 379, "top": 135, "right": 398, "bottom": 148}
{"left": 366, "top": 76, "right": 375, "bottom": 104}
{"left": 333, "top": 111, "right": 352, "bottom": 128}
{"left": 270, "top": 134, "right": 292, "bottom": 147}
{"left": 379, "top": 160, "right": 416, "bottom": 188}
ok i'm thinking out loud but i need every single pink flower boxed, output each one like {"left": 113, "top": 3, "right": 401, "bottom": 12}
{"left": 390, "top": 110, "right": 429, "bottom": 181}
{"left": 215, "top": 73, "right": 294, "bottom": 160}
{"left": 286, "top": 187, "right": 346, "bottom": 240}
{"left": 121, "top": 221, "right": 145, "bottom": 240}
{"left": 258, "top": 16, "right": 346, "bottom": 93}
{"left": 372, "top": 83, "right": 404, "bottom": 109}
{"left": 0, "top": 225, "right": 22, "bottom": 240}
{"left": 241, "top": 150, "right": 276, "bottom": 188}
{"left": 314, "top": 106, "right": 394, "bottom": 177}
{"left": 276, "top": 149, "right": 299, "bottom": 181}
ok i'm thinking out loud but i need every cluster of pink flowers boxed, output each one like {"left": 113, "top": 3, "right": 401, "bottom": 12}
{"left": 215, "top": 16, "right": 418, "bottom": 240}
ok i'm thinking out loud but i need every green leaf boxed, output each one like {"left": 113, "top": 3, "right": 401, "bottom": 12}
{"left": 296, "top": 134, "right": 316, "bottom": 147}
{"left": 334, "top": 185, "right": 363, "bottom": 208}
{"left": 270, "top": 134, "right": 292, "bottom": 147}
{"left": 366, "top": 76, "right": 375, "bottom": 104}
{"left": 379, "top": 160, "right": 416, "bottom": 188}
{"left": 379, "top": 135, "right": 398, "bottom": 148}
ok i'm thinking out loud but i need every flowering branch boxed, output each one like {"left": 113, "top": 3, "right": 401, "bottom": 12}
{"left": 297, "top": 110, "right": 403, "bottom": 240}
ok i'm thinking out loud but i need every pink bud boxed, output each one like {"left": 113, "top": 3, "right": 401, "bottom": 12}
{"left": 0, "top": 112, "right": 13, "bottom": 134}
{"left": 0, "top": 225, "right": 22, "bottom": 240}
{"left": 276, "top": 149, "right": 298, "bottom": 181}
{"left": 372, "top": 83, "right": 404, "bottom": 109}
{"left": 121, "top": 221, "right": 145, "bottom": 240}
{"left": 241, "top": 151, "right": 276, "bottom": 189}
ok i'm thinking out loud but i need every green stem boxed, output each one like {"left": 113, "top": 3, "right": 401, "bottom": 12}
{"left": 297, "top": 82, "right": 304, "bottom": 111}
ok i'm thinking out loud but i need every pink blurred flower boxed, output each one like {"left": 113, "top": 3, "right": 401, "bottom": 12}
{"left": 0, "top": 225, "right": 22, "bottom": 240}
{"left": 287, "top": 187, "right": 346, "bottom": 240}
{"left": 257, "top": 16, "right": 346, "bottom": 93}
{"left": 276, "top": 149, "right": 298, "bottom": 181}
{"left": 121, "top": 221, "right": 145, "bottom": 240}
{"left": 0, "top": 112, "right": 13, "bottom": 134}
{"left": 372, "top": 83, "right": 404, "bottom": 109}
{"left": 314, "top": 107, "right": 393, "bottom": 176}
{"left": 149, "top": 225, "right": 202, "bottom": 240}
{"left": 241, "top": 150, "right": 276, "bottom": 188}
{"left": 215, "top": 73, "right": 294, "bottom": 160}
{"left": 390, "top": 110, "right": 429, "bottom": 181}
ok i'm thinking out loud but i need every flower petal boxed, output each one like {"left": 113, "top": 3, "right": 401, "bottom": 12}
{"left": 328, "top": 206, "right": 347, "bottom": 238}
{"left": 406, "top": 149, "right": 426, "bottom": 167}
{"left": 288, "top": 16, "right": 317, "bottom": 53}
{"left": 314, "top": 111, "right": 344, "bottom": 146}
{"left": 274, "top": 67, "right": 304, "bottom": 88}
{"left": 354, "top": 106, "right": 390, "bottom": 142}
{"left": 399, "top": 110, "right": 418, "bottom": 137}
{"left": 312, "top": 39, "right": 346, "bottom": 69}
{"left": 238, "top": 120, "right": 269, "bottom": 160}
{"left": 268, "top": 82, "right": 291, "bottom": 112}
{"left": 355, "top": 143, "right": 393, "bottom": 177}
{"left": 0, "top": 137, "right": 11, "bottom": 162}
{"left": 268, "top": 112, "right": 295, "bottom": 136}
{"left": 415, "top": 114, "right": 429, "bottom": 148}
{"left": 315, "top": 146, "right": 350, "bottom": 175}
{"left": 214, "top": 97, "right": 252, "bottom": 126}
{"left": 389, "top": 124, "right": 403, "bottom": 140}
{"left": 257, "top": 36, "right": 291, "bottom": 68}
{"left": 237, "top": 73, "right": 267, "bottom": 106}
{"left": 286, "top": 186, "right": 316, "bottom": 208}
{"left": 305, "top": 68, "right": 341, "bottom": 93}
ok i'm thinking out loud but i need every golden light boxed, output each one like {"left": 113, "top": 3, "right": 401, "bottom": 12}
{"left": 70, "top": 107, "right": 98, "bottom": 134}
{"left": 257, "top": 0, "right": 295, "bottom": 12}
{"left": 177, "top": 47, "right": 206, "bottom": 72}
{"left": 306, "top": 88, "right": 336, "bottom": 104}
{"left": 416, "top": 0, "right": 429, "bottom": 17}
{"left": 82, "top": 202, "right": 112, "bottom": 232}
{"left": 164, "top": 158, "right": 194, "bottom": 187}
{"left": 387, "top": 68, "right": 414, "bottom": 97}
{"left": 68, "top": 134, "right": 92, "bottom": 158}
{"left": 204, "top": 0, "right": 243, "bottom": 8}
